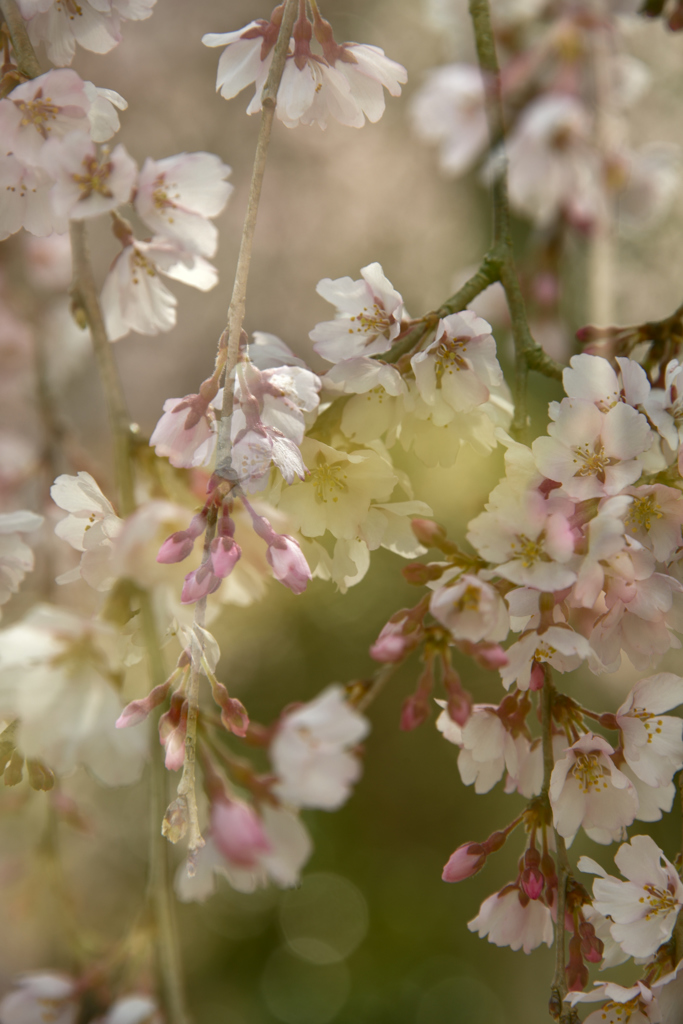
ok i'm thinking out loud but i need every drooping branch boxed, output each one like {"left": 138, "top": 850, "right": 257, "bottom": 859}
{"left": 216, "top": 0, "right": 298, "bottom": 461}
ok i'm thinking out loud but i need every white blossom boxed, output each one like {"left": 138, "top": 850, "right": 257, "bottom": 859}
{"left": 310, "top": 263, "right": 404, "bottom": 362}
{"left": 616, "top": 673, "right": 683, "bottom": 787}
{"left": 410, "top": 64, "right": 489, "bottom": 176}
{"left": 271, "top": 685, "right": 369, "bottom": 810}
{"left": 468, "top": 885, "right": 553, "bottom": 953}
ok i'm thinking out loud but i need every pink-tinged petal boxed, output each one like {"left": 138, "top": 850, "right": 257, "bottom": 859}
{"left": 601, "top": 402, "right": 651, "bottom": 459}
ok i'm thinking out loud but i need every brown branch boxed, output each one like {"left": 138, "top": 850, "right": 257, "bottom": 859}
{"left": 0, "top": 0, "right": 41, "bottom": 78}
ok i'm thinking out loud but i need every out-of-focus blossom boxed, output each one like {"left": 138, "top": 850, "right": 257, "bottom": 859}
{"left": 0, "top": 972, "right": 78, "bottom": 1024}
{"left": 51, "top": 471, "right": 123, "bottom": 591}
{"left": 430, "top": 574, "right": 509, "bottom": 642}
{"left": 93, "top": 995, "right": 163, "bottom": 1024}
{"left": 0, "top": 510, "right": 43, "bottom": 613}
{"left": 176, "top": 805, "right": 312, "bottom": 899}
{"left": 0, "top": 606, "right": 148, "bottom": 785}
{"left": 410, "top": 64, "right": 489, "bottom": 175}
{"left": 270, "top": 685, "right": 369, "bottom": 810}
{"left": 20, "top": 0, "right": 156, "bottom": 67}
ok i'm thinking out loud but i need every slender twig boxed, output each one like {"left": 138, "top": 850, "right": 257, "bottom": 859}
{"left": 0, "top": 0, "right": 41, "bottom": 78}
{"left": 139, "top": 592, "right": 190, "bottom": 1024}
{"left": 216, "top": 0, "right": 298, "bottom": 466}
{"left": 355, "top": 663, "right": 401, "bottom": 714}
{"left": 69, "top": 222, "right": 137, "bottom": 517}
{"left": 469, "top": 0, "right": 564, "bottom": 438}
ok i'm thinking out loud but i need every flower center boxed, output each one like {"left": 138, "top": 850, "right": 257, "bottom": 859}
{"left": 631, "top": 707, "right": 664, "bottom": 744}
{"left": 347, "top": 302, "right": 394, "bottom": 341}
{"left": 533, "top": 642, "right": 556, "bottom": 662}
{"left": 130, "top": 248, "right": 157, "bottom": 284}
{"left": 433, "top": 337, "right": 471, "bottom": 383}
{"left": 599, "top": 997, "right": 640, "bottom": 1022}
{"left": 71, "top": 154, "right": 114, "bottom": 201}
{"left": 625, "top": 494, "right": 663, "bottom": 533}
{"left": 456, "top": 585, "right": 481, "bottom": 612}
{"left": 152, "top": 173, "right": 181, "bottom": 223}
{"left": 572, "top": 443, "right": 617, "bottom": 483}
{"left": 14, "top": 94, "right": 61, "bottom": 139}
{"left": 570, "top": 753, "right": 609, "bottom": 793}
{"left": 309, "top": 455, "right": 348, "bottom": 503}
{"left": 510, "top": 533, "right": 546, "bottom": 566}
{"left": 639, "top": 883, "right": 679, "bottom": 918}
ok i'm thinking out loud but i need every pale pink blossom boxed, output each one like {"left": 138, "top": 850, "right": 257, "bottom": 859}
{"left": 467, "top": 489, "right": 576, "bottom": 591}
{"left": 101, "top": 237, "right": 217, "bottom": 341}
{"left": 411, "top": 310, "right": 503, "bottom": 414}
{"left": 616, "top": 673, "right": 683, "bottom": 787}
{"left": 533, "top": 398, "right": 651, "bottom": 500}
{"left": 202, "top": 20, "right": 278, "bottom": 102}
{"left": 27, "top": 2, "right": 120, "bottom": 67}
{"left": 326, "top": 43, "right": 406, "bottom": 124}
{"left": 135, "top": 152, "right": 233, "bottom": 258}
{"left": 42, "top": 134, "right": 137, "bottom": 219}
{"left": 623, "top": 484, "right": 683, "bottom": 562}
{"left": 572, "top": 495, "right": 632, "bottom": 609}
{"left": 579, "top": 834, "right": 683, "bottom": 958}
{"left": 562, "top": 353, "right": 651, "bottom": 413}
{"left": 176, "top": 805, "right": 312, "bottom": 899}
{"left": 410, "top": 64, "right": 488, "bottom": 176}
{"left": 93, "top": 995, "right": 162, "bottom": 1024}
{"left": 270, "top": 685, "right": 369, "bottom": 810}
{"left": 83, "top": 82, "right": 127, "bottom": 142}
{"left": 150, "top": 394, "right": 217, "bottom": 469}
{"left": 310, "top": 263, "right": 404, "bottom": 362}
{"left": 0, "top": 69, "right": 90, "bottom": 164}
{"left": 429, "top": 574, "right": 509, "bottom": 642}
{"left": 0, "top": 155, "right": 67, "bottom": 241}
{"left": 211, "top": 795, "right": 271, "bottom": 867}
{"left": 468, "top": 885, "right": 553, "bottom": 953}
{"left": 549, "top": 733, "right": 638, "bottom": 843}
{"left": 500, "top": 625, "right": 593, "bottom": 691}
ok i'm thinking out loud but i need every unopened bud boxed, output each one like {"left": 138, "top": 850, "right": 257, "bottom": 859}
{"left": 27, "top": 759, "right": 54, "bottom": 791}
{"left": 442, "top": 842, "right": 486, "bottom": 882}
{"left": 402, "top": 562, "right": 445, "bottom": 585}
{"left": 411, "top": 518, "right": 448, "bottom": 549}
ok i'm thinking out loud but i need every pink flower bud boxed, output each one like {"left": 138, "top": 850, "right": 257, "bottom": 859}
{"left": 181, "top": 563, "right": 222, "bottom": 604}
{"left": 116, "top": 679, "right": 172, "bottom": 728}
{"left": 210, "top": 536, "right": 242, "bottom": 578}
{"left": 211, "top": 796, "right": 271, "bottom": 867}
{"left": 267, "top": 535, "right": 311, "bottom": 594}
{"left": 529, "top": 662, "right": 545, "bottom": 690}
{"left": 210, "top": 680, "right": 249, "bottom": 738}
{"left": 442, "top": 842, "right": 486, "bottom": 882}
{"left": 578, "top": 921, "right": 604, "bottom": 963}
{"left": 400, "top": 692, "right": 430, "bottom": 731}
{"left": 159, "top": 695, "right": 188, "bottom": 771}
{"left": 521, "top": 867, "right": 544, "bottom": 900}
{"left": 157, "top": 530, "right": 195, "bottom": 564}
{"left": 411, "top": 518, "right": 448, "bottom": 548}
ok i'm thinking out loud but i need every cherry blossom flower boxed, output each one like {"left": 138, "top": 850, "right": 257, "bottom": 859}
{"left": 84, "top": 82, "right": 127, "bottom": 142}
{"left": 562, "top": 353, "right": 651, "bottom": 413}
{"left": 150, "top": 393, "right": 217, "bottom": 469}
{"left": 242, "top": 498, "right": 311, "bottom": 595}
{"left": 270, "top": 685, "right": 369, "bottom": 810}
{"left": 202, "top": 20, "right": 279, "bottom": 102}
{"left": 0, "top": 509, "right": 43, "bottom": 613}
{"left": 622, "top": 484, "right": 683, "bottom": 562}
{"left": 532, "top": 398, "right": 651, "bottom": 500}
{"left": 21, "top": 0, "right": 156, "bottom": 67}
{"left": 468, "top": 884, "right": 553, "bottom": 953}
{"left": 323, "top": 43, "right": 406, "bottom": 125}
{"left": 500, "top": 625, "right": 593, "bottom": 691}
{"left": 51, "top": 471, "right": 123, "bottom": 591}
{"left": 211, "top": 795, "right": 271, "bottom": 867}
{"left": 176, "top": 805, "right": 312, "bottom": 899}
{"left": 323, "top": 356, "right": 406, "bottom": 444}
{"left": 0, "top": 605, "right": 148, "bottom": 785}
{"left": 467, "top": 488, "right": 576, "bottom": 591}
{"left": 0, "top": 69, "right": 90, "bottom": 164}
{"left": 274, "top": 438, "right": 397, "bottom": 541}
{"left": 42, "top": 134, "right": 137, "bottom": 220}
{"left": 616, "top": 673, "right": 683, "bottom": 787}
{"left": 580, "top": 834, "right": 683, "bottom": 958}
{"left": 411, "top": 310, "right": 503, "bottom": 414}
{"left": 572, "top": 495, "right": 632, "bottom": 609}
{"left": 549, "top": 733, "right": 638, "bottom": 844}
{"left": 503, "top": 93, "right": 602, "bottom": 227}
{"left": 410, "top": 64, "right": 489, "bottom": 176}
{"left": 135, "top": 152, "right": 233, "bottom": 258}
{"left": 101, "top": 237, "right": 217, "bottom": 341}
{"left": 0, "top": 972, "right": 78, "bottom": 1024}
{"left": 429, "top": 574, "right": 509, "bottom": 642}
{"left": 310, "top": 263, "right": 404, "bottom": 362}
{"left": 0, "top": 156, "right": 67, "bottom": 240}
{"left": 566, "top": 981, "right": 660, "bottom": 1024}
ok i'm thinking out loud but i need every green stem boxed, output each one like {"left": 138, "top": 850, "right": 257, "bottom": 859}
{"left": 69, "top": 221, "right": 137, "bottom": 516}
{"left": 217, "top": 0, "right": 298, "bottom": 467}
{"left": 468, "top": 0, "right": 563, "bottom": 439}
{"left": 0, "top": 0, "right": 41, "bottom": 78}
